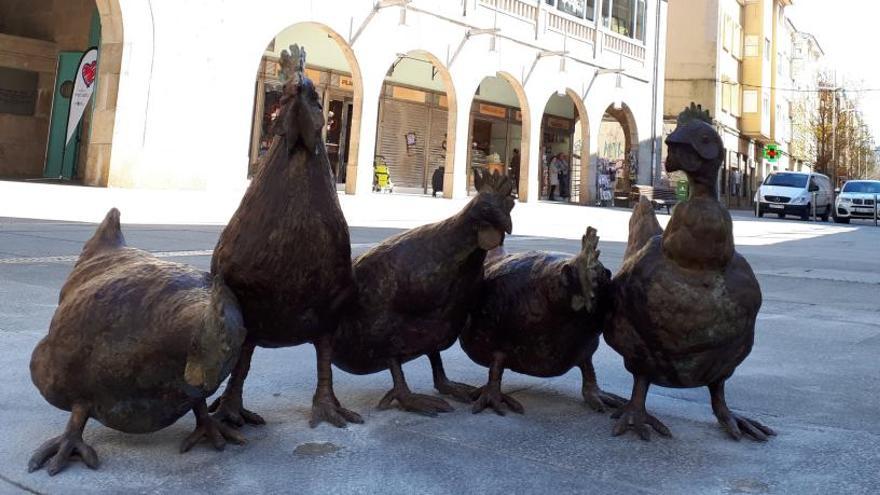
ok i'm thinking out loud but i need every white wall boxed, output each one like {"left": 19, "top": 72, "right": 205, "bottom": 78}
{"left": 104, "top": 0, "right": 667, "bottom": 203}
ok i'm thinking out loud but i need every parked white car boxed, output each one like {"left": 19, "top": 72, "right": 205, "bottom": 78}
{"left": 755, "top": 171, "right": 833, "bottom": 221}
{"left": 833, "top": 180, "right": 880, "bottom": 224}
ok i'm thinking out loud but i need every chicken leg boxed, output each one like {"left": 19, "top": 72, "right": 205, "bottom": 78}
{"left": 611, "top": 375, "right": 672, "bottom": 441}
{"left": 378, "top": 357, "right": 454, "bottom": 416}
{"left": 709, "top": 380, "right": 775, "bottom": 442}
{"left": 209, "top": 341, "right": 266, "bottom": 427}
{"left": 579, "top": 359, "right": 626, "bottom": 413}
{"left": 181, "top": 400, "right": 246, "bottom": 453}
{"left": 471, "top": 352, "right": 524, "bottom": 416}
{"left": 310, "top": 334, "right": 363, "bottom": 428}
{"left": 429, "top": 351, "right": 477, "bottom": 403}
{"left": 28, "top": 403, "right": 98, "bottom": 476}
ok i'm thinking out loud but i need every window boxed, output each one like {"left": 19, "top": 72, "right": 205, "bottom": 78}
{"left": 722, "top": 17, "right": 731, "bottom": 52}
{"left": 764, "top": 38, "right": 771, "bottom": 61}
{"left": 762, "top": 93, "right": 770, "bottom": 115}
{"left": 733, "top": 25, "right": 743, "bottom": 59}
{"left": 744, "top": 35, "right": 760, "bottom": 57}
{"left": 722, "top": 80, "right": 731, "bottom": 113}
{"left": 731, "top": 82, "right": 741, "bottom": 116}
{"left": 743, "top": 90, "right": 758, "bottom": 113}
{"left": 635, "top": 0, "right": 647, "bottom": 41}
{"left": 555, "top": 0, "right": 596, "bottom": 20}
{"left": 603, "top": 0, "right": 645, "bottom": 40}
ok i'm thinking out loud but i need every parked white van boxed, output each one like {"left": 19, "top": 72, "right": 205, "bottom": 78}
{"left": 833, "top": 180, "right": 880, "bottom": 223}
{"left": 755, "top": 171, "right": 833, "bottom": 221}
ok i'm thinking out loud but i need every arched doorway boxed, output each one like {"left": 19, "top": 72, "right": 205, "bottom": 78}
{"left": 373, "top": 50, "right": 455, "bottom": 196}
{"left": 465, "top": 73, "right": 530, "bottom": 198}
{"left": 0, "top": 0, "right": 123, "bottom": 186}
{"left": 539, "top": 90, "right": 589, "bottom": 204}
{"left": 248, "top": 22, "right": 363, "bottom": 191}
{"left": 597, "top": 103, "right": 639, "bottom": 205}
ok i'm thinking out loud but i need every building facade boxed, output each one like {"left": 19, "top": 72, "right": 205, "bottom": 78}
{"left": 0, "top": 0, "right": 670, "bottom": 205}
{"left": 663, "top": 0, "right": 820, "bottom": 208}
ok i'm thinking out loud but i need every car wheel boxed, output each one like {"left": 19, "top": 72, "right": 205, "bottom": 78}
{"left": 777, "top": 212, "right": 785, "bottom": 219}
{"left": 834, "top": 216, "right": 850, "bottom": 224}
{"left": 801, "top": 205, "right": 810, "bottom": 221}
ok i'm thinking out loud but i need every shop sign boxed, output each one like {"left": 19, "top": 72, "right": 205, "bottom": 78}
{"left": 479, "top": 103, "right": 507, "bottom": 119}
{"left": 546, "top": 117, "right": 571, "bottom": 130}
{"left": 338, "top": 75, "right": 354, "bottom": 91}
{"left": 66, "top": 47, "right": 99, "bottom": 145}
{"left": 392, "top": 86, "right": 426, "bottom": 103}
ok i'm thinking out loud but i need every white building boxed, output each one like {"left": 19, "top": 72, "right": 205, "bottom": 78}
{"left": 0, "top": 0, "right": 668, "bottom": 205}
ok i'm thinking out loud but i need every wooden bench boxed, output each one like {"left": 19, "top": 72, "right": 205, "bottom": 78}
{"left": 631, "top": 185, "right": 680, "bottom": 214}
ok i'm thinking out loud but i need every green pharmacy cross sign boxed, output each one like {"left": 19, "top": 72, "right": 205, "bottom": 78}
{"left": 763, "top": 144, "right": 780, "bottom": 163}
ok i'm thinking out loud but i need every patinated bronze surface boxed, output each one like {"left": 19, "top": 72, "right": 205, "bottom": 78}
{"left": 29, "top": 209, "right": 246, "bottom": 475}
{"left": 332, "top": 169, "right": 515, "bottom": 415}
{"left": 461, "top": 228, "right": 624, "bottom": 415}
{"left": 603, "top": 103, "right": 775, "bottom": 441}
{"left": 209, "top": 45, "right": 362, "bottom": 429}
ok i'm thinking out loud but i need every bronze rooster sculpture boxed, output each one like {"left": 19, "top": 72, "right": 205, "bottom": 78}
{"left": 29, "top": 209, "right": 246, "bottom": 475}
{"left": 460, "top": 227, "right": 624, "bottom": 415}
{"left": 209, "top": 45, "right": 362, "bottom": 429}
{"left": 604, "top": 103, "right": 775, "bottom": 442}
{"left": 332, "top": 169, "right": 515, "bottom": 415}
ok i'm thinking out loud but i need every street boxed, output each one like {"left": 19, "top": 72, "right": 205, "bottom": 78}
{"left": 1, "top": 206, "right": 879, "bottom": 494}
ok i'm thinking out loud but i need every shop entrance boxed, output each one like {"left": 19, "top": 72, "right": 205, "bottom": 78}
{"left": 1, "top": 1, "right": 120, "bottom": 185}
{"left": 540, "top": 91, "right": 585, "bottom": 203}
{"left": 249, "top": 22, "right": 362, "bottom": 188}
{"left": 374, "top": 51, "right": 453, "bottom": 195}
{"left": 466, "top": 75, "right": 526, "bottom": 197}
{"left": 596, "top": 103, "right": 638, "bottom": 206}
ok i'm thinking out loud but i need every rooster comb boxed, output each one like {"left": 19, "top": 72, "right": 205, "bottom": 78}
{"left": 676, "top": 102, "right": 713, "bottom": 126}
{"left": 473, "top": 168, "right": 514, "bottom": 196}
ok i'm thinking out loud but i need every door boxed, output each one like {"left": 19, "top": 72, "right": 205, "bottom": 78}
{"left": 337, "top": 101, "right": 354, "bottom": 184}
{"left": 44, "top": 52, "right": 84, "bottom": 178}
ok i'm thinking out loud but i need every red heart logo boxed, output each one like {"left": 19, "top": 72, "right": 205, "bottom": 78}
{"left": 81, "top": 61, "right": 96, "bottom": 88}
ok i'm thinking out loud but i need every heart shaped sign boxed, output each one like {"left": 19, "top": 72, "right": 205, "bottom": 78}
{"left": 81, "top": 61, "right": 97, "bottom": 88}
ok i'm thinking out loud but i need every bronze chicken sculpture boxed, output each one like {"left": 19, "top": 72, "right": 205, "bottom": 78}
{"left": 332, "top": 169, "right": 515, "bottom": 415}
{"left": 460, "top": 227, "right": 624, "bottom": 415}
{"left": 209, "top": 45, "right": 362, "bottom": 429}
{"left": 604, "top": 103, "right": 775, "bottom": 442}
{"left": 29, "top": 209, "right": 246, "bottom": 476}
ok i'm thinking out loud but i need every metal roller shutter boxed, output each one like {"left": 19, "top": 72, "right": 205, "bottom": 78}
{"left": 376, "top": 98, "right": 429, "bottom": 191}
{"left": 427, "top": 108, "right": 448, "bottom": 190}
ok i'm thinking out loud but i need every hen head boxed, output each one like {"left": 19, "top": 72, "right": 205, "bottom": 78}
{"left": 468, "top": 169, "right": 515, "bottom": 251}
{"left": 665, "top": 103, "right": 723, "bottom": 184}
{"left": 273, "top": 44, "right": 324, "bottom": 156}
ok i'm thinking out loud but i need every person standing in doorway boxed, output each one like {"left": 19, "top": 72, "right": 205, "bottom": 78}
{"left": 557, "top": 153, "right": 571, "bottom": 200}
{"left": 509, "top": 148, "right": 521, "bottom": 195}
{"left": 548, "top": 153, "right": 562, "bottom": 200}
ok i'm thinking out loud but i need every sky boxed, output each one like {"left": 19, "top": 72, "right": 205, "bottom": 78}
{"left": 786, "top": 0, "right": 880, "bottom": 144}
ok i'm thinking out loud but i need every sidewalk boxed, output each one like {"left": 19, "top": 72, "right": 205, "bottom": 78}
{"left": 0, "top": 180, "right": 856, "bottom": 246}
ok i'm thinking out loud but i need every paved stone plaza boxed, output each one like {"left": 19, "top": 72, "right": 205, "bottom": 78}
{"left": 1, "top": 201, "right": 879, "bottom": 494}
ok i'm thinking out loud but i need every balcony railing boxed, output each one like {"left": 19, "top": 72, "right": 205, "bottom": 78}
{"left": 477, "top": 0, "right": 538, "bottom": 22}
{"left": 602, "top": 30, "right": 646, "bottom": 61}
{"left": 476, "top": 0, "right": 645, "bottom": 63}
{"left": 546, "top": 10, "right": 596, "bottom": 43}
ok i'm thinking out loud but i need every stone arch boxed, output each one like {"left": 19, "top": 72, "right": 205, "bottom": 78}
{"left": 538, "top": 89, "right": 590, "bottom": 203}
{"left": 247, "top": 21, "right": 364, "bottom": 193}
{"left": 599, "top": 102, "right": 640, "bottom": 191}
{"left": 372, "top": 48, "right": 457, "bottom": 197}
{"left": 82, "top": 0, "right": 123, "bottom": 186}
{"left": 492, "top": 71, "right": 532, "bottom": 201}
